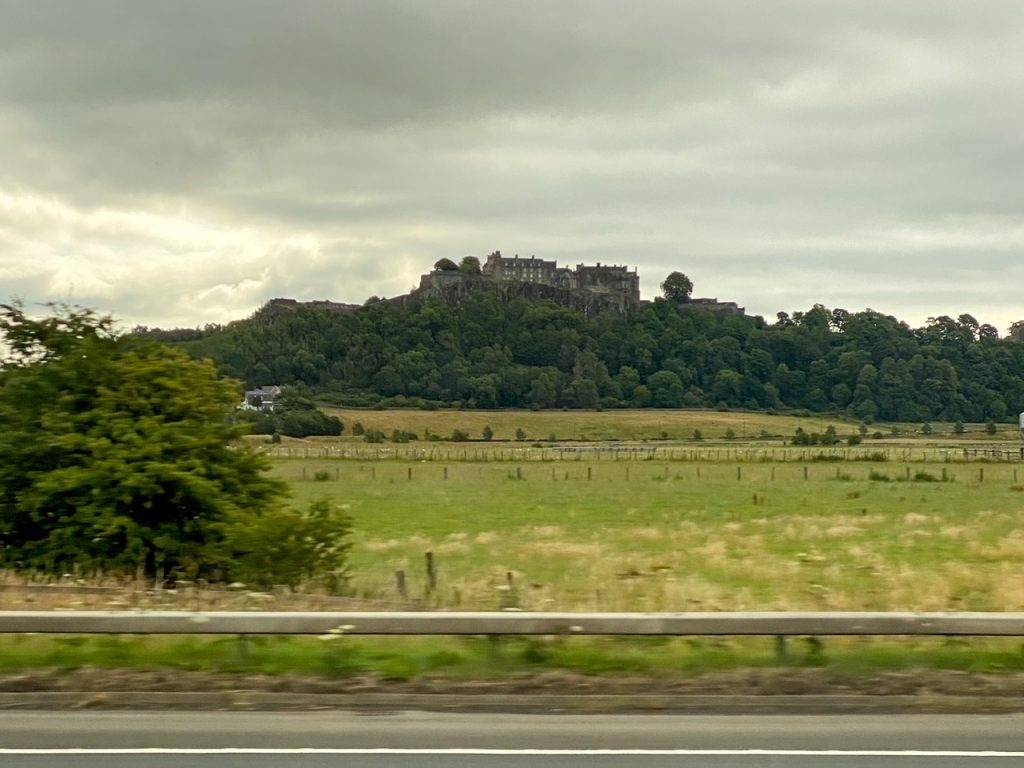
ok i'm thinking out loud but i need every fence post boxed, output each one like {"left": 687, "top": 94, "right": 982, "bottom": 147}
{"left": 425, "top": 552, "right": 437, "bottom": 593}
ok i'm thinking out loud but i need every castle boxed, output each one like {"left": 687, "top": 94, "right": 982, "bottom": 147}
{"left": 419, "top": 251, "right": 641, "bottom": 312}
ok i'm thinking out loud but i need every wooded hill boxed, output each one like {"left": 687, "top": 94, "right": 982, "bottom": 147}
{"left": 142, "top": 293, "right": 1024, "bottom": 422}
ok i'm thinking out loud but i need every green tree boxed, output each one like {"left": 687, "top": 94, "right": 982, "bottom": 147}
{"left": 0, "top": 303, "right": 288, "bottom": 579}
{"left": 459, "top": 256, "right": 482, "bottom": 275}
{"left": 660, "top": 271, "right": 693, "bottom": 303}
{"left": 482, "top": 425, "right": 494, "bottom": 441}
{"left": 434, "top": 258, "right": 459, "bottom": 271}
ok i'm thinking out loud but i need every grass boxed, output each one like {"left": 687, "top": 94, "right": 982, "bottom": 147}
{"left": 320, "top": 407, "right": 857, "bottom": 442}
{"left": 3, "top": 634, "right": 1024, "bottom": 681}
{"left": 315, "top": 407, "right": 1021, "bottom": 443}
{"left": 270, "top": 454, "right": 1024, "bottom": 613}
{"left": 5, "top": 408, "right": 1024, "bottom": 683}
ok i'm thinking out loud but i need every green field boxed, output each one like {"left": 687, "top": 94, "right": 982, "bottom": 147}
{"left": 269, "top": 429, "right": 1024, "bottom": 613}
{"left": 4, "top": 408, "right": 1024, "bottom": 684}
{"left": 317, "top": 407, "right": 1020, "bottom": 443}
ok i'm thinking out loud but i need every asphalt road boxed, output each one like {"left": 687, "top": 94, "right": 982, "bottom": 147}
{"left": 1, "top": 712, "right": 1023, "bottom": 767}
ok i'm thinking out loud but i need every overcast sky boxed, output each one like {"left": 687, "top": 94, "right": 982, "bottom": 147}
{"left": 3, "top": 1, "right": 1024, "bottom": 332}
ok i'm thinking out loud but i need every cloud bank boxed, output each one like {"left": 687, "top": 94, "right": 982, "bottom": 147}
{"left": 2, "top": 1, "right": 1023, "bottom": 330}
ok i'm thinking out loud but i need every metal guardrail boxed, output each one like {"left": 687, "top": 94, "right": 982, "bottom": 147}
{"left": 2, "top": 611, "right": 1024, "bottom": 636}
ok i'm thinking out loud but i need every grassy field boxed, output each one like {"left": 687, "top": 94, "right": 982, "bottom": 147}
{"left": 271, "top": 448, "right": 1024, "bottom": 614}
{"left": 5, "top": 408, "right": 1023, "bottom": 684}
{"left": 318, "top": 407, "right": 1020, "bottom": 443}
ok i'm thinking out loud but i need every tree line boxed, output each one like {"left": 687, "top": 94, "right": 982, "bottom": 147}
{"left": 140, "top": 286, "right": 1024, "bottom": 423}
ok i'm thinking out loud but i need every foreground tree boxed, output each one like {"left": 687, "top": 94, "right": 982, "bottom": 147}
{"left": 0, "top": 302, "right": 292, "bottom": 579}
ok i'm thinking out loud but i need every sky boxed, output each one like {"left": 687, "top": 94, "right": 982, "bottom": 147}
{"left": 3, "top": 0, "right": 1024, "bottom": 333}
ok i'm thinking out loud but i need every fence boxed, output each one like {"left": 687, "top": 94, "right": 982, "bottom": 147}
{"left": 2, "top": 611, "right": 1024, "bottom": 637}
{"left": 262, "top": 444, "right": 1024, "bottom": 463}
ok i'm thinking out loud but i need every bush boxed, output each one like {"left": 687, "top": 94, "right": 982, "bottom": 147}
{"left": 451, "top": 429, "right": 470, "bottom": 442}
{"left": 515, "top": 428, "right": 527, "bottom": 441}
{"left": 219, "top": 499, "right": 353, "bottom": 591}
{"left": 482, "top": 425, "right": 494, "bottom": 441}
{"left": 351, "top": 422, "right": 365, "bottom": 436}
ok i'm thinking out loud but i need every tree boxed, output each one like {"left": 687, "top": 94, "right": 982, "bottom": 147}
{"left": 660, "top": 271, "right": 693, "bottom": 303}
{"left": 0, "top": 302, "right": 288, "bottom": 579}
{"left": 434, "top": 258, "right": 459, "bottom": 271}
{"left": 459, "top": 256, "right": 482, "bottom": 275}
{"left": 482, "top": 425, "right": 494, "bottom": 441}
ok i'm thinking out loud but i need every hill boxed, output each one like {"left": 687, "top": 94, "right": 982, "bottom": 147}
{"left": 140, "top": 285, "right": 1024, "bottom": 423}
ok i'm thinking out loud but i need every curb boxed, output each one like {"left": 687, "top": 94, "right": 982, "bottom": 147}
{"left": 1, "top": 692, "right": 1022, "bottom": 714}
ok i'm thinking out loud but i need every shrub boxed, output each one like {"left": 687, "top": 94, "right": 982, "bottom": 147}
{"left": 219, "top": 499, "right": 353, "bottom": 591}
{"left": 482, "top": 425, "right": 494, "bottom": 441}
{"left": 515, "top": 428, "right": 527, "bottom": 441}
{"left": 351, "top": 422, "right": 365, "bottom": 436}
{"left": 451, "top": 429, "right": 470, "bottom": 442}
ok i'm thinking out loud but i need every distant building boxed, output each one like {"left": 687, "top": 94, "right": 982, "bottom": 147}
{"left": 416, "top": 251, "right": 743, "bottom": 317}
{"left": 422, "top": 251, "right": 642, "bottom": 311}
{"left": 241, "top": 385, "right": 282, "bottom": 411}
{"left": 689, "top": 297, "right": 746, "bottom": 315}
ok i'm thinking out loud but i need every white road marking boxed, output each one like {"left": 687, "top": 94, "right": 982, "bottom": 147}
{"left": 0, "top": 749, "right": 1023, "bottom": 757}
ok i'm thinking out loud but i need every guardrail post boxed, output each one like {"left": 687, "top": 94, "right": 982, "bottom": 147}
{"left": 774, "top": 635, "right": 788, "bottom": 660}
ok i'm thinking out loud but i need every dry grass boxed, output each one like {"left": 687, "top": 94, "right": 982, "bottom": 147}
{"left": 319, "top": 407, "right": 851, "bottom": 442}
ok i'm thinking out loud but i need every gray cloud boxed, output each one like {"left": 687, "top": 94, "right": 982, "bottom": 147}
{"left": 2, "top": 0, "right": 1024, "bottom": 331}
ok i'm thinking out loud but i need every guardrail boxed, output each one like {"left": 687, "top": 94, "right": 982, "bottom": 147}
{"left": 2, "top": 611, "right": 1024, "bottom": 636}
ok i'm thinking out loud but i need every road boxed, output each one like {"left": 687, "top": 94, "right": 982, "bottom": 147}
{"left": 1, "top": 712, "right": 1022, "bottom": 767}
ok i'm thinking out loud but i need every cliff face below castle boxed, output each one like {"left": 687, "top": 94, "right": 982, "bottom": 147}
{"left": 410, "top": 273, "right": 635, "bottom": 317}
